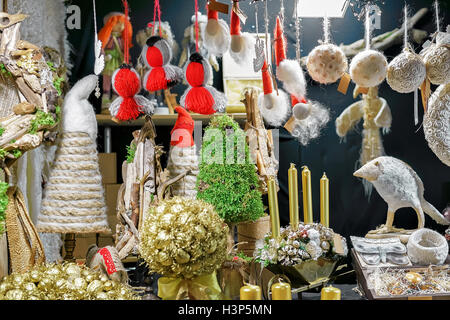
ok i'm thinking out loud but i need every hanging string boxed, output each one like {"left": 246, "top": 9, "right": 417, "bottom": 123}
{"left": 323, "top": 12, "right": 330, "bottom": 44}
{"left": 434, "top": 0, "right": 440, "bottom": 33}
{"left": 264, "top": 0, "right": 269, "bottom": 63}
{"left": 255, "top": 2, "right": 259, "bottom": 36}
{"left": 93, "top": 0, "right": 98, "bottom": 37}
{"left": 152, "top": 0, "right": 162, "bottom": 37}
{"left": 364, "top": 4, "right": 371, "bottom": 50}
{"left": 122, "top": 0, "right": 130, "bottom": 64}
{"left": 403, "top": 4, "right": 408, "bottom": 48}
{"left": 294, "top": 0, "right": 301, "bottom": 62}
{"left": 279, "top": 0, "right": 285, "bottom": 26}
{"left": 194, "top": 0, "right": 199, "bottom": 52}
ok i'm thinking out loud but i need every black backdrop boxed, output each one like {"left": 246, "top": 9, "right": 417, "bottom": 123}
{"left": 66, "top": 0, "right": 450, "bottom": 239}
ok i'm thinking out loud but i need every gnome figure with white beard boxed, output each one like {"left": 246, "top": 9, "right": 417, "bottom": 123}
{"left": 166, "top": 107, "right": 199, "bottom": 199}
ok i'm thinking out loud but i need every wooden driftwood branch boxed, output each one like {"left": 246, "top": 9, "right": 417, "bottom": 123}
{"left": 157, "top": 170, "right": 190, "bottom": 201}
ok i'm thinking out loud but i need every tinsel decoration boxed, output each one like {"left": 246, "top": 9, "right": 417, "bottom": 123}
{"left": 229, "top": 0, "right": 255, "bottom": 66}
{"left": 306, "top": 14, "right": 348, "bottom": 85}
{"left": 255, "top": 223, "right": 348, "bottom": 267}
{"left": 109, "top": 64, "right": 156, "bottom": 121}
{"left": 0, "top": 263, "right": 139, "bottom": 300}
{"left": 203, "top": 3, "right": 231, "bottom": 57}
{"left": 387, "top": 5, "right": 426, "bottom": 94}
{"left": 142, "top": 36, "right": 183, "bottom": 92}
{"left": 139, "top": 197, "right": 228, "bottom": 279}
{"left": 180, "top": 52, "right": 227, "bottom": 115}
{"left": 350, "top": 4, "right": 387, "bottom": 88}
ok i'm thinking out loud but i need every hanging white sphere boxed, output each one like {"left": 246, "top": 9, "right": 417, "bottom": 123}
{"left": 350, "top": 50, "right": 388, "bottom": 88}
{"left": 306, "top": 44, "right": 348, "bottom": 84}
{"left": 423, "top": 83, "right": 450, "bottom": 167}
{"left": 423, "top": 44, "right": 450, "bottom": 85}
{"left": 292, "top": 102, "right": 311, "bottom": 120}
{"left": 387, "top": 49, "right": 426, "bottom": 93}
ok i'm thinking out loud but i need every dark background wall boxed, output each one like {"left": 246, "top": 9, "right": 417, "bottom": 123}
{"left": 66, "top": 0, "right": 450, "bottom": 239}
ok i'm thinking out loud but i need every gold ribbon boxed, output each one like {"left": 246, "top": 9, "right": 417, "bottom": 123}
{"left": 158, "top": 271, "right": 224, "bottom": 300}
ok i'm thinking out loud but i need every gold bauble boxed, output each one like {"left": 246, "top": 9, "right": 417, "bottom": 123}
{"left": 12, "top": 274, "right": 24, "bottom": 286}
{"left": 73, "top": 277, "right": 87, "bottom": 290}
{"left": 6, "top": 289, "right": 24, "bottom": 300}
{"left": 175, "top": 249, "right": 191, "bottom": 264}
{"left": 103, "top": 280, "right": 113, "bottom": 292}
{"left": 404, "top": 272, "right": 423, "bottom": 285}
{"left": 96, "top": 292, "right": 108, "bottom": 300}
{"left": 85, "top": 274, "right": 95, "bottom": 283}
{"left": 87, "top": 280, "right": 102, "bottom": 293}
{"left": 38, "top": 278, "right": 52, "bottom": 290}
{"left": 100, "top": 275, "right": 109, "bottom": 282}
{"left": 65, "top": 264, "right": 81, "bottom": 278}
{"left": 45, "top": 266, "right": 60, "bottom": 277}
{"left": 29, "top": 270, "right": 40, "bottom": 282}
{"left": 24, "top": 282, "right": 37, "bottom": 292}
{"left": 0, "top": 282, "right": 10, "bottom": 292}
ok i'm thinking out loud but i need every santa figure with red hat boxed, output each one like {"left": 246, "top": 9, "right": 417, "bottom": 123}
{"left": 166, "top": 106, "right": 199, "bottom": 199}
{"left": 229, "top": 0, "right": 255, "bottom": 66}
{"left": 273, "top": 15, "right": 330, "bottom": 146}
{"left": 203, "top": 2, "right": 230, "bottom": 57}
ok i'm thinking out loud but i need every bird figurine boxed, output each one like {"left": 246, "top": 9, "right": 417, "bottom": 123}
{"left": 354, "top": 156, "right": 450, "bottom": 241}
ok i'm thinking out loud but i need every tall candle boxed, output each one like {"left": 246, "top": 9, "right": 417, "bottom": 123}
{"left": 271, "top": 282, "right": 292, "bottom": 300}
{"left": 267, "top": 178, "right": 280, "bottom": 239}
{"left": 302, "top": 166, "right": 313, "bottom": 224}
{"left": 288, "top": 163, "right": 299, "bottom": 230}
{"left": 320, "top": 173, "right": 329, "bottom": 228}
{"left": 240, "top": 285, "right": 262, "bottom": 300}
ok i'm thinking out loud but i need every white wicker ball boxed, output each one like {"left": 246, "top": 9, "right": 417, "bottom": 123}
{"left": 387, "top": 49, "right": 426, "bottom": 93}
{"left": 423, "top": 44, "right": 450, "bottom": 85}
{"left": 350, "top": 50, "right": 388, "bottom": 88}
{"left": 306, "top": 44, "right": 348, "bottom": 84}
{"left": 407, "top": 228, "right": 449, "bottom": 265}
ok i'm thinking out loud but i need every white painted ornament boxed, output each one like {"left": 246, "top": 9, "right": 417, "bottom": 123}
{"left": 350, "top": 50, "right": 388, "bottom": 88}
{"left": 306, "top": 44, "right": 348, "bottom": 84}
{"left": 423, "top": 43, "right": 450, "bottom": 85}
{"left": 387, "top": 48, "right": 426, "bottom": 93}
{"left": 423, "top": 83, "right": 450, "bottom": 166}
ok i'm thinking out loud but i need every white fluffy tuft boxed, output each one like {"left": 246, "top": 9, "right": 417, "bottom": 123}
{"left": 276, "top": 59, "right": 307, "bottom": 99}
{"left": 257, "top": 90, "right": 291, "bottom": 128}
{"left": 229, "top": 33, "right": 255, "bottom": 66}
{"left": 291, "top": 100, "right": 330, "bottom": 146}
{"left": 203, "top": 19, "right": 231, "bottom": 57}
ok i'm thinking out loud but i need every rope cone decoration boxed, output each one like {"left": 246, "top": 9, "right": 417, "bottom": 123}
{"left": 142, "top": 36, "right": 183, "bottom": 92}
{"left": 37, "top": 75, "right": 110, "bottom": 234}
{"left": 229, "top": 0, "right": 254, "bottom": 65}
{"left": 166, "top": 107, "right": 199, "bottom": 199}
{"left": 180, "top": 52, "right": 227, "bottom": 115}
{"left": 203, "top": 4, "right": 231, "bottom": 57}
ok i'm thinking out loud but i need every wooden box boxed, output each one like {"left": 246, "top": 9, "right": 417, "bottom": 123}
{"left": 352, "top": 249, "right": 450, "bottom": 300}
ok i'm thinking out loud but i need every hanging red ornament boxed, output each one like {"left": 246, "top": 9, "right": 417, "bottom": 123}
{"left": 203, "top": 3, "right": 231, "bottom": 57}
{"left": 258, "top": 60, "right": 290, "bottom": 127}
{"left": 180, "top": 52, "right": 227, "bottom": 115}
{"left": 110, "top": 64, "right": 156, "bottom": 121}
{"left": 229, "top": 0, "right": 254, "bottom": 65}
{"left": 142, "top": 36, "right": 183, "bottom": 92}
{"left": 274, "top": 16, "right": 306, "bottom": 101}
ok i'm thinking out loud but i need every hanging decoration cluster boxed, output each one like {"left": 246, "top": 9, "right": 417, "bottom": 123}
{"left": 109, "top": 0, "right": 156, "bottom": 121}
{"left": 203, "top": 2, "right": 231, "bottom": 56}
{"left": 180, "top": 0, "right": 227, "bottom": 115}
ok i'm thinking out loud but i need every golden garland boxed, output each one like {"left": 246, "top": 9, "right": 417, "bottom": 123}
{"left": 139, "top": 197, "right": 229, "bottom": 279}
{"left": 0, "top": 263, "right": 139, "bottom": 300}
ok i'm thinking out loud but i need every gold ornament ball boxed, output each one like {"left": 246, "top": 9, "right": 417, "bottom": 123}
{"left": 423, "top": 44, "right": 450, "bottom": 85}
{"left": 387, "top": 49, "right": 426, "bottom": 93}
{"left": 6, "top": 289, "right": 24, "bottom": 300}
{"left": 96, "top": 292, "right": 108, "bottom": 300}
{"left": 307, "top": 44, "right": 348, "bottom": 84}
{"left": 87, "top": 280, "right": 103, "bottom": 294}
{"left": 350, "top": 50, "right": 388, "bottom": 88}
{"left": 73, "top": 277, "right": 87, "bottom": 290}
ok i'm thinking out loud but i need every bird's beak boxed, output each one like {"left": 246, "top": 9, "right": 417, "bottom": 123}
{"left": 353, "top": 167, "right": 365, "bottom": 179}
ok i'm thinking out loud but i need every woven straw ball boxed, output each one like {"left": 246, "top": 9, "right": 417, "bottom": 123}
{"left": 423, "top": 44, "right": 450, "bottom": 85}
{"left": 350, "top": 50, "right": 388, "bottom": 88}
{"left": 306, "top": 44, "right": 348, "bottom": 84}
{"left": 387, "top": 49, "right": 426, "bottom": 93}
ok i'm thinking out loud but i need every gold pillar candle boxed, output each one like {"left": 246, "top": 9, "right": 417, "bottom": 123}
{"left": 301, "top": 166, "right": 313, "bottom": 224}
{"left": 267, "top": 178, "right": 280, "bottom": 239}
{"left": 271, "top": 282, "right": 292, "bottom": 300}
{"left": 321, "top": 286, "right": 341, "bottom": 300}
{"left": 320, "top": 173, "right": 329, "bottom": 228}
{"left": 288, "top": 164, "right": 299, "bottom": 230}
{"left": 240, "top": 284, "right": 262, "bottom": 300}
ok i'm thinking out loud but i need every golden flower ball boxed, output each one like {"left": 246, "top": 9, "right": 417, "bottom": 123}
{"left": 387, "top": 49, "right": 426, "bottom": 93}
{"left": 423, "top": 44, "right": 450, "bottom": 85}
{"left": 306, "top": 43, "right": 348, "bottom": 84}
{"left": 139, "top": 196, "right": 229, "bottom": 279}
{"left": 350, "top": 50, "right": 388, "bottom": 88}
{"left": 0, "top": 262, "right": 139, "bottom": 300}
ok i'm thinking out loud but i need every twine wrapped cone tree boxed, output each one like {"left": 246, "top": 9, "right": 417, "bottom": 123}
{"left": 36, "top": 75, "right": 110, "bottom": 259}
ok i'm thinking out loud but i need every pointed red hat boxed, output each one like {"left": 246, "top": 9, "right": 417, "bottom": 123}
{"left": 230, "top": 2, "right": 241, "bottom": 36}
{"left": 171, "top": 106, "right": 195, "bottom": 147}
{"left": 274, "top": 16, "right": 287, "bottom": 67}
{"left": 207, "top": 4, "right": 219, "bottom": 20}
{"left": 291, "top": 95, "right": 307, "bottom": 106}
{"left": 261, "top": 60, "right": 273, "bottom": 95}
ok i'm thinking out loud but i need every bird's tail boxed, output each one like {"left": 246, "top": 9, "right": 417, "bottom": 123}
{"left": 422, "top": 200, "right": 450, "bottom": 225}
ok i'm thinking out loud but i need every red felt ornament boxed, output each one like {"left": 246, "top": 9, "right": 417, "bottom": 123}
{"left": 110, "top": 65, "right": 156, "bottom": 121}
{"left": 171, "top": 106, "right": 195, "bottom": 148}
{"left": 180, "top": 52, "right": 226, "bottom": 115}
{"left": 142, "top": 36, "right": 183, "bottom": 92}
